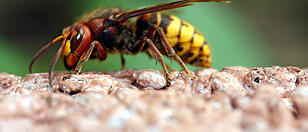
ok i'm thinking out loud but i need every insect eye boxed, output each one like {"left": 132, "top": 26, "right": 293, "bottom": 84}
{"left": 70, "top": 27, "right": 84, "bottom": 51}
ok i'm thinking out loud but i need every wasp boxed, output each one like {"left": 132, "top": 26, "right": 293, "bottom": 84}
{"left": 29, "top": 0, "right": 229, "bottom": 87}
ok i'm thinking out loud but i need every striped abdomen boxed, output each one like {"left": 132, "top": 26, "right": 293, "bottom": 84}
{"left": 134, "top": 13, "right": 211, "bottom": 68}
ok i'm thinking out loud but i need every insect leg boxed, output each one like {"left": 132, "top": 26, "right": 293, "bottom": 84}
{"left": 120, "top": 54, "right": 126, "bottom": 70}
{"left": 166, "top": 63, "right": 177, "bottom": 72}
{"left": 153, "top": 25, "right": 193, "bottom": 76}
{"left": 73, "top": 41, "right": 103, "bottom": 74}
{"left": 145, "top": 38, "right": 171, "bottom": 87}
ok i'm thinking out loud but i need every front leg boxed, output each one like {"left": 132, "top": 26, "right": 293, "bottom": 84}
{"left": 73, "top": 41, "right": 105, "bottom": 74}
{"left": 63, "top": 41, "right": 105, "bottom": 81}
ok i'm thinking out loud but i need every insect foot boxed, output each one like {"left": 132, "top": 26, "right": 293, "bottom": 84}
{"left": 59, "top": 72, "right": 122, "bottom": 95}
{"left": 62, "top": 74, "right": 72, "bottom": 81}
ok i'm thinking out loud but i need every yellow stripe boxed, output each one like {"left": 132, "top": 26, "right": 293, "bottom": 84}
{"left": 201, "top": 44, "right": 211, "bottom": 56}
{"left": 202, "top": 55, "right": 211, "bottom": 68}
{"left": 166, "top": 16, "right": 181, "bottom": 38}
{"left": 179, "top": 21, "right": 195, "bottom": 42}
{"left": 168, "top": 37, "right": 178, "bottom": 47}
{"left": 192, "top": 32, "right": 205, "bottom": 48}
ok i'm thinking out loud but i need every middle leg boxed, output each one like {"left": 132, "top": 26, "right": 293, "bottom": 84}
{"left": 145, "top": 38, "right": 172, "bottom": 87}
{"left": 120, "top": 54, "right": 126, "bottom": 70}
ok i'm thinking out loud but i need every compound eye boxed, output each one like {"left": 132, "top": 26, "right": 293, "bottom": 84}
{"left": 67, "top": 24, "right": 91, "bottom": 56}
{"left": 70, "top": 27, "right": 84, "bottom": 52}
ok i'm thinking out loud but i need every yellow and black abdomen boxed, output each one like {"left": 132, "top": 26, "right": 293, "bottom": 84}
{"left": 134, "top": 13, "right": 211, "bottom": 68}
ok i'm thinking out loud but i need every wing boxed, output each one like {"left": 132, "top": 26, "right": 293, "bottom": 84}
{"left": 112, "top": 0, "right": 230, "bottom": 22}
{"left": 78, "top": 8, "right": 122, "bottom": 23}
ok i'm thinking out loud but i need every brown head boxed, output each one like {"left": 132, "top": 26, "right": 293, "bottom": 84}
{"left": 29, "top": 23, "right": 106, "bottom": 86}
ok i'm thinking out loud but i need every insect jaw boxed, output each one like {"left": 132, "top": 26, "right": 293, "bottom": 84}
{"left": 60, "top": 31, "right": 81, "bottom": 70}
{"left": 62, "top": 38, "right": 80, "bottom": 70}
{"left": 61, "top": 31, "right": 77, "bottom": 57}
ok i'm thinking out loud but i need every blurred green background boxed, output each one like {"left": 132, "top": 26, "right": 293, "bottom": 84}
{"left": 0, "top": 0, "right": 307, "bottom": 76}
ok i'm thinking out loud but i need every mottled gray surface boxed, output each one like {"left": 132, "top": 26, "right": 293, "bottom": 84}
{"left": 0, "top": 66, "right": 308, "bottom": 132}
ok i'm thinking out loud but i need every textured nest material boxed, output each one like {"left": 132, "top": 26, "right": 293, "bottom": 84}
{"left": 1, "top": 66, "right": 308, "bottom": 132}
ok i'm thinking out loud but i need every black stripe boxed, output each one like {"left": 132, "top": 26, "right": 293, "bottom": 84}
{"left": 190, "top": 29, "right": 197, "bottom": 43}
{"left": 173, "top": 43, "right": 183, "bottom": 53}
{"left": 178, "top": 20, "right": 184, "bottom": 39}
{"left": 159, "top": 14, "right": 173, "bottom": 34}
{"left": 181, "top": 50, "right": 193, "bottom": 61}
{"left": 200, "top": 41, "right": 207, "bottom": 51}
{"left": 190, "top": 57, "right": 201, "bottom": 65}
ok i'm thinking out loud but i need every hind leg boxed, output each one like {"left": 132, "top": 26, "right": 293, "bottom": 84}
{"left": 152, "top": 25, "right": 193, "bottom": 76}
